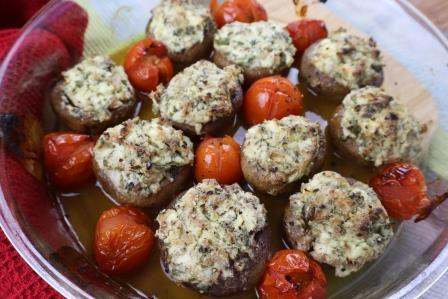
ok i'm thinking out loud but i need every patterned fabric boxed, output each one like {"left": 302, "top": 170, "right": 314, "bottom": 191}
{"left": 0, "top": 29, "right": 20, "bottom": 61}
{"left": 0, "top": 233, "right": 61, "bottom": 298}
{"left": 0, "top": 1, "right": 87, "bottom": 298}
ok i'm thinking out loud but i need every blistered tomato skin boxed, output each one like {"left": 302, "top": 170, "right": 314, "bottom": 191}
{"left": 370, "top": 162, "right": 431, "bottom": 220}
{"left": 258, "top": 250, "right": 326, "bottom": 299}
{"left": 94, "top": 206, "right": 155, "bottom": 274}
{"left": 210, "top": 0, "right": 268, "bottom": 29}
{"left": 286, "top": 19, "right": 328, "bottom": 57}
{"left": 244, "top": 76, "right": 303, "bottom": 126}
{"left": 124, "top": 37, "right": 174, "bottom": 92}
{"left": 195, "top": 136, "right": 243, "bottom": 185}
{"left": 43, "top": 132, "right": 95, "bottom": 189}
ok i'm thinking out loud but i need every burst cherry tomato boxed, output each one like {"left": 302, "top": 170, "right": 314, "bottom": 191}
{"left": 195, "top": 136, "right": 243, "bottom": 185}
{"left": 43, "top": 132, "right": 94, "bottom": 189}
{"left": 244, "top": 76, "right": 303, "bottom": 126}
{"left": 210, "top": 0, "right": 268, "bottom": 29}
{"left": 124, "top": 37, "right": 173, "bottom": 92}
{"left": 370, "top": 162, "right": 432, "bottom": 220}
{"left": 94, "top": 206, "right": 155, "bottom": 274}
{"left": 286, "top": 19, "right": 328, "bottom": 57}
{"left": 258, "top": 250, "right": 326, "bottom": 299}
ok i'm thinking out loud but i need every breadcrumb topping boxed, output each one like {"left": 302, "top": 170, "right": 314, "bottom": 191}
{"left": 93, "top": 118, "right": 193, "bottom": 199}
{"left": 214, "top": 21, "right": 296, "bottom": 70}
{"left": 151, "top": 60, "right": 243, "bottom": 134}
{"left": 340, "top": 86, "right": 422, "bottom": 166}
{"left": 307, "top": 29, "right": 383, "bottom": 90}
{"left": 62, "top": 56, "right": 134, "bottom": 122}
{"left": 242, "top": 115, "right": 324, "bottom": 195}
{"left": 284, "top": 171, "right": 393, "bottom": 277}
{"left": 156, "top": 179, "right": 267, "bottom": 292}
{"left": 147, "top": 0, "right": 214, "bottom": 54}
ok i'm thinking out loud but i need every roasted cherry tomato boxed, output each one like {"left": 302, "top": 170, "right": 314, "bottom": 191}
{"left": 286, "top": 19, "right": 328, "bottom": 57}
{"left": 244, "top": 76, "right": 303, "bottom": 126}
{"left": 258, "top": 250, "right": 326, "bottom": 299}
{"left": 124, "top": 37, "right": 174, "bottom": 92}
{"left": 370, "top": 162, "right": 433, "bottom": 220}
{"left": 94, "top": 206, "right": 155, "bottom": 274}
{"left": 43, "top": 132, "right": 94, "bottom": 189}
{"left": 210, "top": 0, "right": 268, "bottom": 29}
{"left": 195, "top": 136, "right": 243, "bottom": 185}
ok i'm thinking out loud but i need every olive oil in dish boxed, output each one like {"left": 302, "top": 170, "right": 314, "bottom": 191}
{"left": 57, "top": 43, "right": 388, "bottom": 299}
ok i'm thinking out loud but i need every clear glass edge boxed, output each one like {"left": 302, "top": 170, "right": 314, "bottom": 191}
{"left": 0, "top": 1, "right": 94, "bottom": 297}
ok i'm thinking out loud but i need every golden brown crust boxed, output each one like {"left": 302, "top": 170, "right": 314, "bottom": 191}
{"left": 93, "top": 157, "right": 192, "bottom": 208}
{"left": 282, "top": 171, "right": 393, "bottom": 277}
{"left": 282, "top": 175, "right": 359, "bottom": 249}
{"left": 300, "top": 44, "right": 351, "bottom": 102}
{"left": 212, "top": 50, "right": 289, "bottom": 85}
{"left": 147, "top": 18, "right": 216, "bottom": 70}
{"left": 241, "top": 129, "right": 327, "bottom": 196}
{"left": 300, "top": 43, "right": 384, "bottom": 102}
{"left": 169, "top": 85, "right": 243, "bottom": 136}
{"left": 328, "top": 105, "right": 376, "bottom": 167}
{"left": 329, "top": 87, "right": 422, "bottom": 167}
{"left": 159, "top": 192, "right": 271, "bottom": 296}
{"left": 50, "top": 80, "right": 136, "bottom": 134}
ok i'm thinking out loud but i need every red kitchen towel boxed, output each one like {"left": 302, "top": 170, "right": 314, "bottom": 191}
{"left": 0, "top": 27, "right": 63, "bottom": 296}
{"left": 0, "top": 0, "right": 49, "bottom": 28}
{"left": 0, "top": 1, "right": 87, "bottom": 298}
{"left": 0, "top": 234, "right": 61, "bottom": 298}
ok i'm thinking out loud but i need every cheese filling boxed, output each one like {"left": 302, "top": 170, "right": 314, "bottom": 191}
{"left": 308, "top": 29, "right": 383, "bottom": 89}
{"left": 214, "top": 21, "right": 296, "bottom": 69}
{"left": 151, "top": 60, "right": 243, "bottom": 134}
{"left": 93, "top": 118, "right": 193, "bottom": 197}
{"left": 147, "top": 0, "right": 213, "bottom": 54}
{"left": 286, "top": 171, "right": 393, "bottom": 277}
{"left": 243, "top": 115, "right": 323, "bottom": 194}
{"left": 340, "top": 86, "right": 422, "bottom": 166}
{"left": 156, "top": 179, "right": 267, "bottom": 292}
{"left": 62, "top": 56, "right": 134, "bottom": 122}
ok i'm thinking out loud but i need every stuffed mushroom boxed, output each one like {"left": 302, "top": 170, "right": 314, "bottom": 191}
{"left": 329, "top": 86, "right": 422, "bottom": 167}
{"left": 241, "top": 115, "right": 326, "bottom": 196}
{"left": 300, "top": 28, "right": 384, "bottom": 101}
{"left": 92, "top": 117, "right": 194, "bottom": 207}
{"left": 146, "top": 0, "right": 216, "bottom": 67}
{"left": 156, "top": 179, "right": 270, "bottom": 296}
{"left": 150, "top": 60, "right": 244, "bottom": 136}
{"left": 284, "top": 171, "right": 393, "bottom": 277}
{"left": 213, "top": 21, "right": 296, "bottom": 83}
{"left": 51, "top": 56, "right": 136, "bottom": 134}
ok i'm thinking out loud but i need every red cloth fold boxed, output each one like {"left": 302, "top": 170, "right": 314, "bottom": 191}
{"left": 0, "top": 1, "right": 88, "bottom": 298}
{"left": 0, "top": 26, "right": 64, "bottom": 294}
{"left": 0, "top": 29, "right": 21, "bottom": 61}
{"left": 0, "top": 0, "right": 49, "bottom": 28}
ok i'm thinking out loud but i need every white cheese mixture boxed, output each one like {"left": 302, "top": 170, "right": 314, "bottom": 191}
{"left": 156, "top": 179, "right": 267, "bottom": 292}
{"left": 214, "top": 21, "right": 296, "bottom": 69}
{"left": 308, "top": 29, "right": 383, "bottom": 90}
{"left": 285, "top": 171, "right": 393, "bottom": 277}
{"left": 147, "top": 0, "right": 213, "bottom": 54}
{"left": 93, "top": 118, "right": 193, "bottom": 198}
{"left": 340, "top": 86, "right": 422, "bottom": 166}
{"left": 151, "top": 60, "right": 243, "bottom": 134}
{"left": 62, "top": 56, "right": 134, "bottom": 122}
{"left": 242, "top": 115, "right": 323, "bottom": 195}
